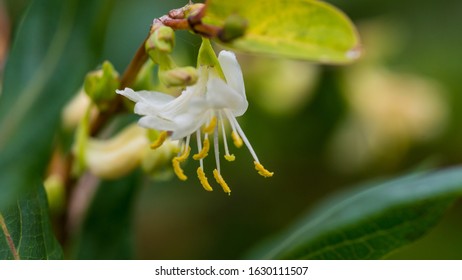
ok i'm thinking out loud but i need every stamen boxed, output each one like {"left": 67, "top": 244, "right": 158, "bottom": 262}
{"left": 195, "top": 131, "right": 205, "bottom": 170}
{"left": 226, "top": 111, "right": 259, "bottom": 162}
{"left": 172, "top": 146, "right": 190, "bottom": 181}
{"left": 196, "top": 130, "right": 202, "bottom": 154}
{"left": 213, "top": 124, "right": 221, "bottom": 173}
{"left": 150, "top": 131, "right": 168, "bottom": 149}
{"left": 254, "top": 161, "right": 274, "bottom": 178}
{"left": 219, "top": 111, "right": 235, "bottom": 161}
{"left": 226, "top": 113, "right": 243, "bottom": 148}
{"left": 193, "top": 136, "right": 210, "bottom": 160}
{"left": 225, "top": 111, "right": 274, "bottom": 178}
{"left": 176, "top": 145, "right": 191, "bottom": 162}
{"left": 224, "top": 154, "right": 236, "bottom": 161}
{"left": 202, "top": 116, "right": 217, "bottom": 134}
{"left": 173, "top": 159, "right": 187, "bottom": 181}
{"left": 231, "top": 131, "right": 243, "bottom": 148}
{"left": 213, "top": 169, "right": 231, "bottom": 194}
{"left": 197, "top": 167, "right": 213, "bottom": 191}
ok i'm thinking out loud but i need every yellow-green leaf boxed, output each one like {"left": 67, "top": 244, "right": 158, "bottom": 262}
{"left": 204, "top": 0, "right": 361, "bottom": 63}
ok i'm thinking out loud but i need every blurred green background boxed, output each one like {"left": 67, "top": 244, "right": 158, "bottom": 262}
{"left": 1, "top": 0, "right": 462, "bottom": 259}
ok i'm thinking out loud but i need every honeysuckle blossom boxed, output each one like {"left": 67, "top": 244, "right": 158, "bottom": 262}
{"left": 117, "top": 50, "right": 272, "bottom": 193}
{"left": 84, "top": 124, "right": 150, "bottom": 179}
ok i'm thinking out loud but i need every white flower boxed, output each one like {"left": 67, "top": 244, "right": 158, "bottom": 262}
{"left": 117, "top": 50, "right": 272, "bottom": 193}
{"left": 84, "top": 124, "right": 149, "bottom": 179}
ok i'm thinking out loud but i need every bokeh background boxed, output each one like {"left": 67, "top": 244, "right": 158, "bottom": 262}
{"left": 1, "top": 0, "right": 462, "bottom": 259}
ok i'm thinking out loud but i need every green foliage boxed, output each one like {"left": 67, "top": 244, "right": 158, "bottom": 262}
{"left": 250, "top": 167, "right": 462, "bottom": 259}
{"left": 0, "top": 0, "right": 114, "bottom": 208}
{"left": 2, "top": 0, "right": 461, "bottom": 260}
{"left": 0, "top": 0, "right": 114, "bottom": 259}
{"left": 205, "top": 0, "right": 361, "bottom": 63}
{"left": 0, "top": 185, "right": 63, "bottom": 260}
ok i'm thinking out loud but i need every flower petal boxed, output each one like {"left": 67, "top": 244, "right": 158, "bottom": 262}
{"left": 218, "top": 51, "right": 246, "bottom": 99}
{"left": 207, "top": 77, "right": 248, "bottom": 116}
{"left": 138, "top": 115, "right": 177, "bottom": 132}
{"left": 116, "top": 88, "right": 175, "bottom": 108}
{"left": 169, "top": 111, "right": 210, "bottom": 140}
{"left": 134, "top": 102, "right": 159, "bottom": 116}
{"left": 138, "top": 98, "right": 211, "bottom": 140}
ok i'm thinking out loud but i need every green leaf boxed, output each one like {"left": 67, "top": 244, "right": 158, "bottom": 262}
{"left": 0, "top": 0, "right": 115, "bottom": 208}
{"left": 205, "top": 0, "right": 361, "bottom": 63}
{"left": 250, "top": 167, "right": 462, "bottom": 259}
{"left": 71, "top": 173, "right": 141, "bottom": 259}
{"left": 0, "top": 185, "right": 63, "bottom": 260}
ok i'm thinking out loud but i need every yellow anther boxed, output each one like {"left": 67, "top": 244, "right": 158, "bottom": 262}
{"left": 202, "top": 116, "right": 217, "bottom": 134}
{"left": 231, "top": 131, "right": 243, "bottom": 148}
{"left": 172, "top": 159, "right": 187, "bottom": 181}
{"left": 193, "top": 138, "right": 210, "bottom": 160}
{"left": 224, "top": 154, "right": 236, "bottom": 161}
{"left": 213, "top": 169, "right": 231, "bottom": 194}
{"left": 197, "top": 167, "right": 213, "bottom": 192}
{"left": 171, "top": 146, "right": 191, "bottom": 181}
{"left": 150, "top": 131, "right": 168, "bottom": 149}
{"left": 176, "top": 146, "right": 191, "bottom": 162}
{"left": 254, "top": 161, "right": 274, "bottom": 178}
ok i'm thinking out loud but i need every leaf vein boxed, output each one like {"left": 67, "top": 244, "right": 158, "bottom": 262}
{"left": 0, "top": 213, "right": 20, "bottom": 260}
{"left": 301, "top": 217, "right": 420, "bottom": 259}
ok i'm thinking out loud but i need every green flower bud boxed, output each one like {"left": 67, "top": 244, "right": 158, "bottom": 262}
{"left": 145, "top": 26, "right": 176, "bottom": 68}
{"left": 147, "top": 26, "right": 175, "bottom": 53}
{"left": 84, "top": 61, "right": 120, "bottom": 110}
{"left": 219, "top": 14, "right": 247, "bottom": 43}
{"left": 159, "top": 66, "right": 198, "bottom": 87}
{"left": 44, "top": 174, "right": 65, "bottom": 215}
{"left": 62, "top": 88, "right": 98, "bottom": 130}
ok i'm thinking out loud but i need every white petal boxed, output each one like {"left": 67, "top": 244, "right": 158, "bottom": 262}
{"left": 138, "top": 115, "right": 177, "bottom": 131}
{"left": 134, "top": 102, "right": 159, "bottom": 115}
{"left": 170, "top": 109, "right": 210, "bottom": 140}
{"left": 138, "top": 99, "right": 211, "bottom": 140}
{"left": 116, "top": 88, "right": 175, "bottom": 108}
{"left": 218, "top": 51, "right": 246, "bottom": 98}
{"left": 207, "top": 77, "right": 248, "bottom": 116}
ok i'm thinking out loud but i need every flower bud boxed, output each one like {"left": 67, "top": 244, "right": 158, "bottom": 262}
{"left": 219, "top": 14, "right": 247, "bottom": 43}
{"left": 146, "top": 26, "right": 176, "bottom": 68}
{"left": 83, "top": 124, "right": 149, "bottom": 179}
{"left": 84, "top": 61, "right": 120, "bottom": 110}
{"left": 159, "top": 66, "right": 198, "bottom": 87}
{"left": 147, "top": 26, "right": 175, "bottom": 54}
{"left": 44, "top": 174, "right": 65, "bottom": 215}
{"left": 62, "top": 88, "right": 99, "bottom": 130}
